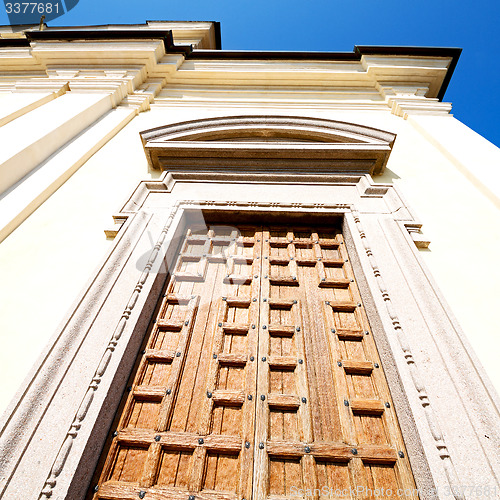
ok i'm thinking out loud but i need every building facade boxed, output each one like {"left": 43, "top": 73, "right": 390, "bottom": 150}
{"left": 0, "top": 21, "right": 499, "bottom": 499}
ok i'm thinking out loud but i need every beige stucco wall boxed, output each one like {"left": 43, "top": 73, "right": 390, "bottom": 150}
{"left": 0, "top": 97, "right": 499, "bottom": 416}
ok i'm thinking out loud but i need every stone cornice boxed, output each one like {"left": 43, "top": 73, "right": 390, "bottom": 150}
{"left": 0, "top": 23, "right": 460, "bottom": 115}
{"left": 378, "top": 84, "right": 454, "bottom": 119}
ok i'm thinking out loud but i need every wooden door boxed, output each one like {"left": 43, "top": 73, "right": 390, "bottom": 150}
{"left": 90, "top": 224, "right": 417, "bottom": 500}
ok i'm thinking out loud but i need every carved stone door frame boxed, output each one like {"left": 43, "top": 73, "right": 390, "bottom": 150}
{"left": 1, "top": 117, "right": 498, "bottom": 500}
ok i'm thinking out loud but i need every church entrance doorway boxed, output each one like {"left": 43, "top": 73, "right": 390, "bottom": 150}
{"left": 90, "top": 222, "right": 416, "bottom": 500}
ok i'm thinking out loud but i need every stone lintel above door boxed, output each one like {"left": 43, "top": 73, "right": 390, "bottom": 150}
{"left": 140, "top": 115, "right": 396, "bottom": 176}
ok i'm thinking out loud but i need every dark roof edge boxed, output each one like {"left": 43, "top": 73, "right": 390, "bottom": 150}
{"left": 0, "top": 38, "right": 30, "bottom": 47}
{"left": 0, "top": 30, "right": 197, "bottom": 56}
{"left": 213, "top": 22, "right": 222, "bottom": 50}
{"left": 186, "top": 49, "right": 359, "bottom": 61}
{"left": 1, "top": 20, "right": 221, "bottom": 49}
{"left": 24, "top": 29, "right": 175, "bottom": 48}
{"left": 187, "top": 45, "right": 461, "bottom": 61}
{"left": 436, "top": 48, "right": 462, "bottom": 101}
{"left": 355, "top": 46, "right": 462, "bottom": 101}
{"left": 354, "top": 45, "right": 462, "bottom": 58}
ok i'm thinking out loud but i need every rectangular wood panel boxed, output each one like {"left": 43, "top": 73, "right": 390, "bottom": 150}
{"left": 89, "top": 223, "right": 417, "bottom": 500}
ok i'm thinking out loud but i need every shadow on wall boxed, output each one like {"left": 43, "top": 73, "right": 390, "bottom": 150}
{"left": 375, "top": 167, "right": 401, "bottom": 184}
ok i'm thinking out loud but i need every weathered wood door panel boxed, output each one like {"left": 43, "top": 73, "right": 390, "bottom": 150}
{"left": 252, "top": 228, "right": 416, "bottom": 500}
{"left": 90, "top": 224, "right": 416, "bottom": 500}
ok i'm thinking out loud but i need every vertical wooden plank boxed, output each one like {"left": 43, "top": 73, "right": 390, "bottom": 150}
{"left": 188, "top": 229, "right": 233, "bottom": 493}
{"left": 240, "top": 227, "right": 262, "bottom": 500}
{"left": 317, "top": 231, "right": 369, "bottom": 498}
{"left": 289, "top": 231, "right": 318, "bottom": 498}
{"left": 189, "top": 229, "right": 228, "bottom": 492}
{"left": 335, "top": 232, "right": 416, "bottom": 497}
{"left": 169, "top": 232, "right": 219, "bottom": 434}
{"left": 188, "top": 226, "right": 262, "bottom": 499}
{"left": 301, "top": 231, "right": 343, "bottom": 443}
{"left": 156, "top": 295, "right": 199, "bottom": 432}
{"left": 253, "top": 227, "right": 270, "bottom": 499}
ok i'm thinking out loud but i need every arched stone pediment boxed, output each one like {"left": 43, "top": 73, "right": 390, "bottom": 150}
{"left": 140, "top": 115, "right": 396, "bottom": 175}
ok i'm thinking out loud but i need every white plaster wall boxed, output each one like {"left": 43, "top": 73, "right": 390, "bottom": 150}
{"left": 0, "top": 102, "right": 498, "bottom": 417}
{"left": 0, "top": 91, "right": 63, "bottom": 127}
{"left": 387, "top": 115, "right": 500, "bottom": 399}
{"left": 0, "top": 105, "right": 139, "bottom": 243}
{"left": 0, "top": 106, "right": 151, "bottom": 414}
{"left": 408, "top": 115, "right": 500, "bottom": 209}
{"left": 0, "top": 92, "right": 112, "bottom": 192}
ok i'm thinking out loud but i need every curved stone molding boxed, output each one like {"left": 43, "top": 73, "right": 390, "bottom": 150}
{"left": 140, "top": 116, "right": 397, "bottom": 175}
{"left": 140, "top": 115, "right": 396, "bottom": 144}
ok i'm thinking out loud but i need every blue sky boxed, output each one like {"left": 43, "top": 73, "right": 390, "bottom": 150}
{"left": 2, "top": 0, "right": 499, "bottom": 147}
